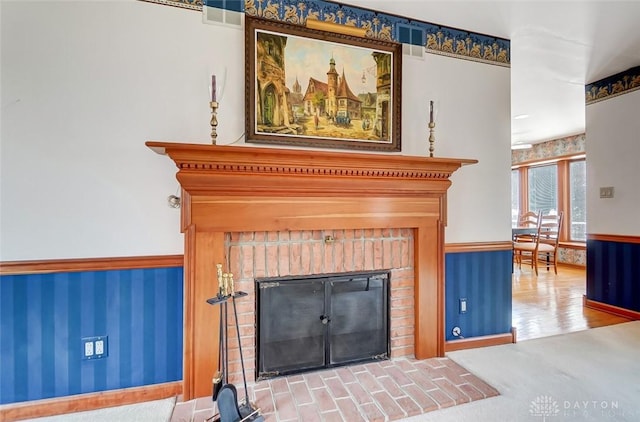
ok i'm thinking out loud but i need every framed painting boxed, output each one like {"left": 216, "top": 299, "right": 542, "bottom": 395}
{"left": 245, "top": 16, "right": 402, "bottom": 152}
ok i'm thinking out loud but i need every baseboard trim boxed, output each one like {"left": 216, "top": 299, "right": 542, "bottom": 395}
{"left": 444, "top": 327, "right": 517, "bottom": 352}
{"left": 583, "top": 296, "right": 640, "bottom": 320}
{"left": 0, "top": 381, "right": 182, "bottom": 421}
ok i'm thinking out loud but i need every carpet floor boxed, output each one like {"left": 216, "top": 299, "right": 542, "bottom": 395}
{"left": 404, "top": 321, "right": 640, "bottom": 421}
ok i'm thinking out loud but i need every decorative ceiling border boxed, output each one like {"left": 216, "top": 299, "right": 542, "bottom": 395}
{"left": 586, "top": 65, "right": 640, "bottom": 105}
{"left": 140, "top": 0, "right": 510, "bottom": 67}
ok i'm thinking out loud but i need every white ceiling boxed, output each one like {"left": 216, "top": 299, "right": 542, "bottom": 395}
{"left": 344, "top": 0, "right": 640, "bottom": 146}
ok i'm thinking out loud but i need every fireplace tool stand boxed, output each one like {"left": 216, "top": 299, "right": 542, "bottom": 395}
{"left": 206, "top": 264, "right": 263, "bottom": 422}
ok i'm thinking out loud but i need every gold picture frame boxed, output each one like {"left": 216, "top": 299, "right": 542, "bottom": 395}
{"left": 245, "top": 16, "right": 402, "bottom": 152}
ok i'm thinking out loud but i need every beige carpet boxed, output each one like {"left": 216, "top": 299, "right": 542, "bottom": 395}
{"left": 22, "top": 396, "right": 176, "bottom": 422}
{"left": 404, "top": 321, "right": 640, "bottom": 421}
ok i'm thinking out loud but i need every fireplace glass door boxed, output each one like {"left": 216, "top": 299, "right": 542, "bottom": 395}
{"left": 257, "top": 271, "right": 389, "bottom": 379}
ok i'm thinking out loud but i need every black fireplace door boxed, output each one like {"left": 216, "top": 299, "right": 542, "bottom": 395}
{"left": 329, "top": 274, "right": 388, "bottom": 365}
{"left": 257, "top": 279, "right": 327, "bottom": 376}
{"left": 257, "top": 271, "right": 389, "bottom": 379}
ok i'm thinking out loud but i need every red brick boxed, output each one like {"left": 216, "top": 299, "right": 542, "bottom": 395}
{"left": 383, "top": 365, "right": 414, "bottom": 387}
{"left": 426, "top": 387, "right": 456, "bottom": 408}
{"left": 303, "top": 372, "right": 325, "bottom": 389}
{"left": 404, "top": 384, "right": 439, "bottom": 412}
{"left": 359, "top": 402, "right": 386, "bottom": 422}
{"left": 289, "top": 242, "right": 302, "bottom": 275}
{"left": 397, "top": 396, "right": 422, "bottom": 417}
{"left": 383, "top": 240, "right": 393, "bottom": 268}
{"left": 405, "top": 369, "right": 439, "bottom": 391}
{"left": 355, "top": 371, "right": 384, "bottom": 393}
{"left": 311, "top": 387, "right": 337, "bottom": 412}
{"left": 335, "top": 366, "right": 356, "bottom": 384}
{"left": 378, "top": 376, "right": 404, "bottom": 398}
{"left": 324, "top": 242, "right": 334, "bottom": 272}
{"left": 333, "top": 241, "right": 345, "bottom": 273}
{"left": 300, "top": 242, "right": 312, "bottom": 275}
{"left": 319, "top": 410, "right": 343, "bottom": 422}
{"left": 461, "top": 373, "right": 500, "bottom": 397}
{"left": 296, "top": 403, "right": 322, "bottom": 422}
{"left": 266, "top": 245, "right": 279, "bottom": 277}
{"left": 433, "top": 378, "right": 470, "bottom": 404}
{"left": 371, "top": 390, "right": 405, "bottom": 420}
{"left": 278, "top": 244, "right": 290, "bottom": 276}
{"left": 254, "top": 244, "right": 266, "bottom": 278}
{"left": 312, "top": 242, "right": 323, "bottom": 274}
{"left": 343, "top": 240, "right": 354, "bottom": 271}
{"left": 324, "top": 377, "right": 350, "bottom": 399}
{"left": 459, "top": 382, "right": 485, "bottom": 401}
{"left": 290, "top": 381, "right": 313, "bottom": 405}
{"left": 345, "top": 382, "right": 374, "bottom": 405}
{"left": 391, "top": 240, "right": 402, "bottom": 268}
{"left": 335, "top": 397, "right": 366, "bottom": 422}
{"left": 364, "top": 239, "right": 374, "bottom": 270}
{"left": 270, "top": 378, "right": 289, "bottom": 394}
{"left": 274, "top": 391, "right": 298, "bottom": 420}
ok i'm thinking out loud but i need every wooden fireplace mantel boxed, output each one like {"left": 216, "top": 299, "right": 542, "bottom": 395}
{"left": 146, "top": 141, "right": 476, "bottom": 400}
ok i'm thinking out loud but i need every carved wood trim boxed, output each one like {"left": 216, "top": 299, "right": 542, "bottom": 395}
{"left": 147, "top": 141, "right": 476, "bottom": 400}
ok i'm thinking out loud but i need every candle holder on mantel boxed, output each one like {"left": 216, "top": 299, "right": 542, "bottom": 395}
{"left": 428, "top": 121, "right": 436, "bottom": 157}
{"left": 210, "top": 101, "right": 219, "bottom": 145}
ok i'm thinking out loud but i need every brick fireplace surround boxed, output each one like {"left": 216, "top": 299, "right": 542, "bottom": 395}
{"left": 147, "top": 142, "right": 475, "bottom": 401}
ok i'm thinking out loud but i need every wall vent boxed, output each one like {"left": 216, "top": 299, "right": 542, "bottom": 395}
{"left": 397, "top": 24, "right": 425, "bottom": 59}
{"left": 203, "top": 1, "right": 244, "bottom": 28}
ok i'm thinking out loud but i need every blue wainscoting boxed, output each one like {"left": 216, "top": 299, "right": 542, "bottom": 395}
{"left": 587, "top": 239, "right": 640, "bottom": 312}
{"left": 445, "top": 250, "right": 513, "bottom": 341}
{"left": 0, "top": 267, "right": 183, "bottom": 405}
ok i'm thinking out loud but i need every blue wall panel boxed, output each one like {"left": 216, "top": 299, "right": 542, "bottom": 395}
{"left": 587, "top": 239, "right": 640, "bottom": 312}
{"left": 445, "top": 250, "right": 512, "bottom": 341}
{"left": 0, "top": 267, "right": 183, "bottom": 405}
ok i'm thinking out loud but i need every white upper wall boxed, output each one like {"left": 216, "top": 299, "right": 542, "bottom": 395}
{"left": 0, "top": 0, "right": 511, "bottom": 261}
{"left": 586, "top": 89, "right": 640, "bottom": 236}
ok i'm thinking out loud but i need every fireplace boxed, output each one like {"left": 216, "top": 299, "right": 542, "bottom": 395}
{"left": 146, "top": 141, "right": 476, "bottom": 400}
{"left": 256, "top": 270, "right": 389, "bottom": 379}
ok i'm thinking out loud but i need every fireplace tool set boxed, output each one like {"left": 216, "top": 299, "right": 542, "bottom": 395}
{"left": 206, "top": 264, "right": 263, "bottom": 422}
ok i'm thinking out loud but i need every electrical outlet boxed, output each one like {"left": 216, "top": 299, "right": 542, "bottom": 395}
{"left": 95, "top": 339, "right": 104, "bottom": 355}
{"left": 82, "top": 336, "right": 108, "bottom": 360}
{"left": 84, "top": 341, "right": 94, "bottom": 357}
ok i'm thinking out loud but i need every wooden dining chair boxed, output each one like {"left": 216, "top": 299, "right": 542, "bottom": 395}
{"left": 513, "top": 211, "right": 563, "bottom": 275}
{"left": 512, "top": 211, "right": 540, "bottom": 266}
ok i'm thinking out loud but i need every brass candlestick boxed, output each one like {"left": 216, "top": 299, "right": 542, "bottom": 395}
{"left": 210, "top": 101, "right": 219, "bottom": 145}
{"left": 428, "top": 121, "right": 436, "bottom": 157}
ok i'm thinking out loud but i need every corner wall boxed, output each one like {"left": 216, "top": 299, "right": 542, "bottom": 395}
{"left": 586, "top": 72, "right": 640, "bottom": 313}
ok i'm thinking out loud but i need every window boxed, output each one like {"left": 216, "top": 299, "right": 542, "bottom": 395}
{"left": 511, "top": 155, "right": 586, "bottom": 243}
{"left": 511, "top": 169, "right": 520, "bottom": 226}
{"left": 528, "top": 164, "right": 557, "bottom": 215}
{"left": 570, "top": 160, "right": 586, "bottom": 241}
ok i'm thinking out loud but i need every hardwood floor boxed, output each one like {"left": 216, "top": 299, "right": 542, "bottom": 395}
{"left": 512, "top": 265, "right": 631, "bottom": 341}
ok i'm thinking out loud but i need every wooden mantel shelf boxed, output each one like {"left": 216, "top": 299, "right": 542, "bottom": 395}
{"left": 146, "top": 142, "right": 477, "bottom": 197}
{"left": 146, "top": 141, "right": 477, "bottom": 400}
